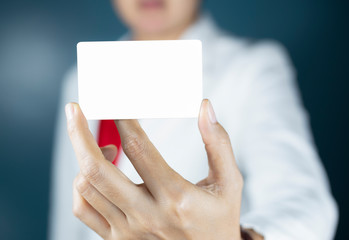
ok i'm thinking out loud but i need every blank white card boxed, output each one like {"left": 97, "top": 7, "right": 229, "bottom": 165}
{"left": 77, "top": 40, "right": 202, "bottom": 120}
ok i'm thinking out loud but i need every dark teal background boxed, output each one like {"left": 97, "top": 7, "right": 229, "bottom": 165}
{"left": 0, "top": 0, "right": 348, "bottom": 239}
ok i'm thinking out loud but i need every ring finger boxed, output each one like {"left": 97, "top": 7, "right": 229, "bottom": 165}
{"left": 75, "top": 174, "right": 127, "bottom": 227}
{"left": 73, "top": 177, "right": 110, "bottom": 238}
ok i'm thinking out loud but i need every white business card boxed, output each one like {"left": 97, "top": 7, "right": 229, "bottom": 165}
{"left": 77, "top": 40, "right": 202, "bottom": 120}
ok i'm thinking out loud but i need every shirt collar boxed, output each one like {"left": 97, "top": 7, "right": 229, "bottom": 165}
{"left": 180, "top": 12, "right": 219, "bottom": 41}
{"left": 118, "top": 13, "right": 221, "bottom": 77}
{"left": 119, "top": 12, "right": 220, "bottom": 44}
{"left": 180, "top": 13, "right": 221, "bottom": 71}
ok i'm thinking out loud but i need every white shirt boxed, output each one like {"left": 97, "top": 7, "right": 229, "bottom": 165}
{"left": 49, "top": 14, "right": 338, "bottom": 240}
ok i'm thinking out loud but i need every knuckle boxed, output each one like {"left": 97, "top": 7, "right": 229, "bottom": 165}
{"left": 217, "top": 127, "right": 232, "bottom": 145}
{"left": 75, "top": 175, "right": 91, "bottom": 195}
{"left": 162, "top": 186, "right": 191, "bottom": 225}
{"left": 219, "top": 135, "right": 232, "bottom": 146}
{"left": 80, "top": 158, "right": 102, "bottom": 183}
{"left": 73, "top": 175, "right": 79, "bottom": 187}
{"left": 205, "top": 130, "right": 232, "bottom": 150}
{"left": 232, "top": 170, "right": 244, "bottom": 192}
{"left": 123, "top": 134, "right": 146, "bottom": 159}
{"left": 170, "top": 202, "right": 190, "bottom": 228}
{"left": 72, "top": 200, "right": 84, "bottom": 219}
{"left": 72, "top": 187, "right": 85, "bottom": 219}
{"left": 139, "top": 218, "right": 158, "bottom": 235}
{"left": 131, "top": 215, "right": 162, "bottom": 238}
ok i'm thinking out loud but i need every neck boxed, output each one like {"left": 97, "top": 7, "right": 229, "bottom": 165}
{"left": 132, "top": 29, "right": 184, "bottom": 41}
{"left": 132, "top": 14, "right": 198, "bottom": 41}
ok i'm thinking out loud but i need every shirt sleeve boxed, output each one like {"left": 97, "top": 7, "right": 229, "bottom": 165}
{"left": 235, "top": 42, "right": 338, "bottom": 240}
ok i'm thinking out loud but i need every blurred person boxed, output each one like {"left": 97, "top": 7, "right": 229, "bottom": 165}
{"left": 49, "top": 0, "right": 338, "bottom": 239}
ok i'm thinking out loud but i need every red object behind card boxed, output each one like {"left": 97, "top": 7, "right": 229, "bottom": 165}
{"left": 97, "top": 120, "right": 122, "bottom": 166}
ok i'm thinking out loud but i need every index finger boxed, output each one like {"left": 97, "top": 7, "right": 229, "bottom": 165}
{"left": 65, "top": 103, "right": 140, "bottom": 209}
{"left": 114, "top": 119, "right": 186, "bottom": 198}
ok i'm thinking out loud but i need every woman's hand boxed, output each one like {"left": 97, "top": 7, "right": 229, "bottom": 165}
{"left": 65, "top": 99, "right": 243, "bottom": 240}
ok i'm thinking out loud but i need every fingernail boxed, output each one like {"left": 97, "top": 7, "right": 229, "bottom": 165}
{"left": 207, "top": 100, "right": 217, "bottom": 124}
{"left": 65, "top": 103, "right": 75, "bottom": 120}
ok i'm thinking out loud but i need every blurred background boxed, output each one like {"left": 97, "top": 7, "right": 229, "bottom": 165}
{"left": 0, "top": 0, "right": 348, "bottom": 239}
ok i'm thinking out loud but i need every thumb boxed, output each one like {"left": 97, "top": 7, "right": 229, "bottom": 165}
{"left": 100, "top": 144, "right": 118, "bottom": 163}
{"left": 198, "top": 99, "right": 239, "bottom": 185}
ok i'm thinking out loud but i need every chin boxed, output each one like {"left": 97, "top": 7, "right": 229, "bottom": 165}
{"left": 136, "top": 16, "right": 170, "bottom": 36}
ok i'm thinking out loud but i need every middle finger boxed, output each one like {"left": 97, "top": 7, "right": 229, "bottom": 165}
{"left": 115, "top": 119, "right": 186, "bottom": 198}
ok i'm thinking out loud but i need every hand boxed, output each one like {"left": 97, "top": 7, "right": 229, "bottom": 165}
{"left": 66, "top": 99, "right": 243, "bottom": 240}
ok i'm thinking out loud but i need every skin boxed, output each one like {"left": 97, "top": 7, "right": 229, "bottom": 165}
{"left": 66, "top": 100, "right": 243, "bottom": 239}
{"left": 112, "top": 0, "right": 201, "bottom": 40}
{"left": 67, "top": 0, "right": 264, "bottom": 239}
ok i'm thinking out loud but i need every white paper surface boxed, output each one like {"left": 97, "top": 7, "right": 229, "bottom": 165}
{"left": 77, "top": 40, "right": 202, "bottom": 120}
